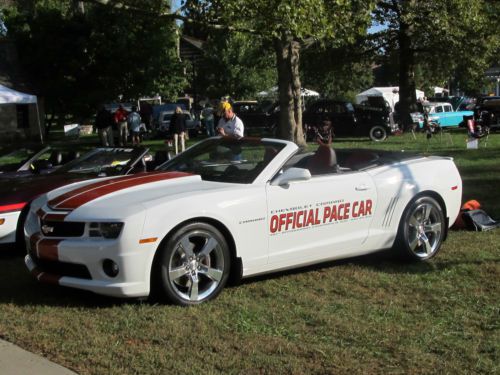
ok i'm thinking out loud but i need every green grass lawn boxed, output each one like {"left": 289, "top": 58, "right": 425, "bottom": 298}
{"left": 0, "top": 129, "right": 498, "bottom": 374}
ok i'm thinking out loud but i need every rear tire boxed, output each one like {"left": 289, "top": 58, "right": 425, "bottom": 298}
{"left": 153, "top": 222, "right": 230, "bottom": 305}
{"left": 394, "top": 196, "right": 445, "bottom": 261}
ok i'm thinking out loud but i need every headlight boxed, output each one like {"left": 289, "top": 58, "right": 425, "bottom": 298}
{"left": 89, "top": 222, "right": 124, "bottom": 239}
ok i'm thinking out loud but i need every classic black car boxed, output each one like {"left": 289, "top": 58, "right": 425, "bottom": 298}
{"left": 232, "top": 100, "right": 279, "bottom": 135}
{"left": 303, "top": 99, "right": 394, "bottom": 142}
{"left": 475, "top": 96, "right": 500, "bottom": 131}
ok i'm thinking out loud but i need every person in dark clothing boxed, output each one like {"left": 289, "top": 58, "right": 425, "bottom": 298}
{"left": 139, "top": 101, "right": 153, "bottom": 131}
{"left": 95, "top": 106, "right": 114, "bottom": 146}
{"left": 170, "top": 106, "right": 187, "bottom": 154}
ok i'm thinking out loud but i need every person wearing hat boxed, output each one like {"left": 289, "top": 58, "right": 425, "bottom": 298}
{"left": 217, "top": 102, "right": 244, "bottom": 138}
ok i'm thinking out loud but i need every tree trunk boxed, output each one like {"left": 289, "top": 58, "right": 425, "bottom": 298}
{"left": 274, "top": 36, "right": 306, "bottom": 147}
{"left": 398, "top": 19, "right": 417, "bottom": 130}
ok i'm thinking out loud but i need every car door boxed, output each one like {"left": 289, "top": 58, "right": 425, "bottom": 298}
{"left": 265, "top": 171, "right": 376, "bottom": 267}
{"left": 441, "top": 104, "right": 458, "bottom": 127}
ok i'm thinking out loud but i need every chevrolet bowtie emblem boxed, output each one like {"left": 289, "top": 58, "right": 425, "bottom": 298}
{"left": 41, "top": 225, "right": 54, "bottom": 234}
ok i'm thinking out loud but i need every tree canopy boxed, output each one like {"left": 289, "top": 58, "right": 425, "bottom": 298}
{"left": 371, "top": 0, "right": 499, "bottom": 126}
{"left": 4, "top": 0, "right": 184, "bottom": 124}
{"left": 182, "top": 0, "right": 376, "bottom": 145}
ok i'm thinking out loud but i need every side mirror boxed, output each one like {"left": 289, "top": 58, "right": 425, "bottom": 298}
{"left": 271, "top": 167, "right": 311, "bottom": 186}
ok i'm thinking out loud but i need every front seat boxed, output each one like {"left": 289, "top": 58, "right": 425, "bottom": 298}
{"left": 306, "top": 145, "right": 338, "bottom": 176}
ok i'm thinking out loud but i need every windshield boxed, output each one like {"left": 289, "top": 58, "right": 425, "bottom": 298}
{"left": 0, "top": 146, "right": 47, "bottom": 172}
{"left": 55, "top": 148, "right": 145, "bottom": 176}
{"left": 159, "top": 137, "right": 286, "bottom": 184}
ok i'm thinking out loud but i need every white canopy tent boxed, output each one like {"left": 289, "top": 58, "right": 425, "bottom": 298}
{"left": 257, "top": 86, "right": 320, "bottom": 98}
{"left": 433, "top": 86, "right": 449, "bottom": 96}
{"left": 355, "top": 87, "right": 425, "bottom": 111}
{"left": 0, "top": 84, "right": 43, "bottom": 142}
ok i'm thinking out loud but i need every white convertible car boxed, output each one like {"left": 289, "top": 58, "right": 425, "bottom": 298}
{"left": 24, "top": 137, "right": 462, "bottom": 305}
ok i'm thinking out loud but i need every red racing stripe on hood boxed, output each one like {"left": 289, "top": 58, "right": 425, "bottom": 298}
{"left": 48, "top": 171, "right": 192, "bottom": 211}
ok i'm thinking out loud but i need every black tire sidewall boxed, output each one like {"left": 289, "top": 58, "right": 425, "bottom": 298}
{"left": 397, "top": 196, "right": 445, "bottom": 261}
{"left": 155, "top": 222, "right": 230, "bottom": 305}
{"left": 369, "top": 125, "right": 387, "bottom": 142}
{"left": 15, "top": 202, "right": 31, "bottom": 254}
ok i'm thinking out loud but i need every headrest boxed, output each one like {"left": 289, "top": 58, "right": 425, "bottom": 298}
{"left": 48, "top": 151, "right": 63, "bottom": 165}
{"left": 307, "top": 145, "right": 337, "bottom": 175}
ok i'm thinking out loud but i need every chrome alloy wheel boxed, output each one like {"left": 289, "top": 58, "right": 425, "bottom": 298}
{"left": 406, "top": 201, "right": 443, "bottom": 258}
{"left": 168, "top": 230, "right": 225, "bottom": 302}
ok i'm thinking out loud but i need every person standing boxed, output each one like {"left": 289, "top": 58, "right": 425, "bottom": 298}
{"left": 95, "top": 106, "right": 114, "bottom": 147}
{"left": 139, "top": 101, "right": 153, "bottom": 132}
{"left": 127, "top": 106, "right": 142, "bottom": 146}
{"left": 201, "top": 102, "right": 215, "bottom": 137}
{"left": 114, "top": 104, "right": 129, "bottom": 146}
{"left": 170, "top": 106, "right": 187, "bottom": 154}
{"left": 217, "top": 102, "right": 244, "bottom": 138}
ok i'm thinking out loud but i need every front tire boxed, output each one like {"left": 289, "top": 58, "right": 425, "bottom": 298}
{"left": 369, "top": 125, "right": 388, "bottom": 142}
{"left": 395, "top": 196, "right": 445, "bottom": 261}
{"left": 15, "top": 202, "right": 31, "bottom": 254}
{"left": 154, "top": 222, "right": 230, "bottom": 305}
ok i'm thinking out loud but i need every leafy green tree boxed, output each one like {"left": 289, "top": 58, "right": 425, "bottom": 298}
{"left": 4, "top": 0, "right": 184, "bottom": 128}
{"left": 180, "top": 0, "right": 376, "bottom": 145}
{"left": 372, "top": 0, "right": 499, "bottom": 127}
{"left": 301, "top": 40, "right": 374, "bottom": 102}
{"left": 193, "top": 31, "right": 276, "bottom": 100}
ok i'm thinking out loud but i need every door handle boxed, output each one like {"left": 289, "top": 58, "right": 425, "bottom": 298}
{"left": 355, "top": 185, "right": 370, "bottom": 191}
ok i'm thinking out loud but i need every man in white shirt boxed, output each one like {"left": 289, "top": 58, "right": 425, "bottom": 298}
{"left": 217, "top": 102, "right": 244, "bottom": 138}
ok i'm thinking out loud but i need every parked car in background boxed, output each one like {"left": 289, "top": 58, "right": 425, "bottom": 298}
{"left": 303, "top": 99, "right": 394, "bottom": 142}
{"left": 232, "top": 100, "right": 279, "bottom": 135}
{"left": 475, "top": 96, "right": 500, "bottom": 131}
{"left": 0, "top": 147, "right": 152, "bottom": 247}
{"left": 0, "top": 145, "right": 80, "bottom": 179}
{"left": 419, "top": 102, "right": 474, "bottom": 128}
{"left": 155, "top": 110, "right": 203, "bottom": 137}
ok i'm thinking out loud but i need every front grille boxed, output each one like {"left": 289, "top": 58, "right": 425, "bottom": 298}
{"left": 41, "top": 220, "right": 85, "bottom": 237}
{"left": 30, "top": 256, "right": 92, "bottom": 280}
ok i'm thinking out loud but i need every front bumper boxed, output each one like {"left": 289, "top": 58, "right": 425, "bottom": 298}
{"left": 0, "top": 210, "right": 20, "bottom": 245}
{"left": 24, "top": 205, "right": 156, "bottom": 298}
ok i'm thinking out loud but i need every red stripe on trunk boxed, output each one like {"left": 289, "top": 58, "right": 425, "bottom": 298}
{"left": 37, "top": 239, "right": 61, "bottom": 261}
{"left": 49, "top": 172, "right": 191, "bottom": 211}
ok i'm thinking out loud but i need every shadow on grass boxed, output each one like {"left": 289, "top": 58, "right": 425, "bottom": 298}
{"left": 0, "top": 248, "right": 145, "bottom": 308}
{"left": 238, "top": 248, "right": 500, "bottom": 287}
{"left": 1, "top": 243, "right": 498, "bottom": 308}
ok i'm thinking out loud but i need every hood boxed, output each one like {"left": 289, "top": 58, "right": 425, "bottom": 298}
{"left": 46, "top": 171, "right": 234, "bottom": 219}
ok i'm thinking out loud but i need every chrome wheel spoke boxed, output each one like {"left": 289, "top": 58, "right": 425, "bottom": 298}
{"left": 408, "top": 235, "right": 419, "bottom": 251}
{"left": 169, "top": 266, "right": 189, "bottom": 281}
{"left": 422, "top": 204, "right": 432, "bottom": 221}
{"left": 200, "top": 266, "right": 223, "bottom": 282}
{"left": 409, "top": 216, "right": 420, "bottom": 229}
{"left": 188, "top": 276, "right": 199, "bottom": 300}
{"left": 425, "top": 222, "right": 441, "bottom": 235}
{"left": 199, "top": 237, "right": 218, "bottom": 258}
{"left": 420, "top": 232, "right": 432, "bottom": 254}
{"left": 179, "top": 236, "right": 194, "bottom": 258}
